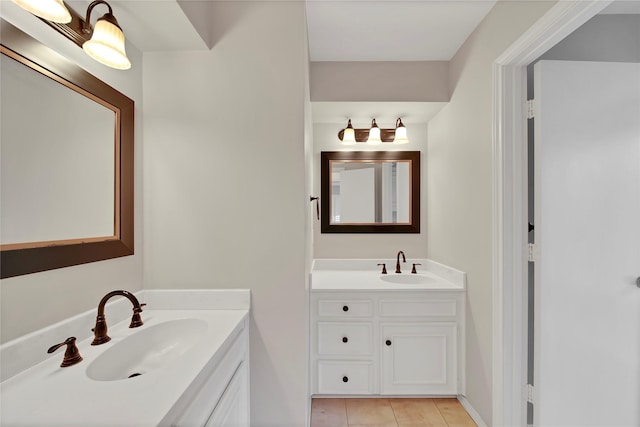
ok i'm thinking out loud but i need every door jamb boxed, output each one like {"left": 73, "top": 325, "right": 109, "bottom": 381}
{"left": 491, "top": 1, "right": 614, "bottom": 425}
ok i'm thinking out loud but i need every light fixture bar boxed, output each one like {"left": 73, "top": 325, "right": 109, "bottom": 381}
{"left": 338, "top": 117, "right": 408, "bottom": 143}
{"left": 39, "top": 2, "right": 91, "bottom": 48}
{"left": 338, "top": 128, "right": 398, "bottom": 143}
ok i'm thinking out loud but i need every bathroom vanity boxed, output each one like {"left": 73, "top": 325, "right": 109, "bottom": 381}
{"left": 0, "top": 290, "right": 250, "bottom": 427}
{"left": 311, "top": 259, "right": 465, "bottom": 396}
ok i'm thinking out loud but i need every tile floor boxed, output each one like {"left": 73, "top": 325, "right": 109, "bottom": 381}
{"left": 310, "top": 398, "right": 477, "bottom": 427}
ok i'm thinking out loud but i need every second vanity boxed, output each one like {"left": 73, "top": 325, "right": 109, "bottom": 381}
{"left": 311, "top": 258, "right": 466, "bottom": 396}
{"left": 0, "top": 290, "right": 250, "bottom": 427}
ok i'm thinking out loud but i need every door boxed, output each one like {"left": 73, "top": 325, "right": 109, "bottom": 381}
{"left": 533, "top": 60, "right": 640, "bottom": 426}
{"left": 339, "top": 167, "right": 375, "bottom": 223}
{"left": 381, "top": 323, "right": 457, "bottom": 395}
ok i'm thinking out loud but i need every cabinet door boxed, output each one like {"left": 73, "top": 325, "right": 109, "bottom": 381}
{"left": 205, "top": 363, "right": 249, "bottom": 427}
{"left": 381, "top": 323, "right": 457, "bottom": 395}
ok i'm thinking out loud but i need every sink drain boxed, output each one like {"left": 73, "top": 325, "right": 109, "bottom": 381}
{"left": 128, "top": 372, "right": 143, "bottom": 378}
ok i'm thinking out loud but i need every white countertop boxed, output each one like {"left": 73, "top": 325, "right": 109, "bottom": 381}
{"left": 0, "top": 290, "right": 250, "bottom": 427}
{"left": 311, "top": 259, "right": 466, "bottom": 291}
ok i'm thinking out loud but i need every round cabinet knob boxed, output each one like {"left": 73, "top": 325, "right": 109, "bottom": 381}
{"left": 342, "top": 337, "right": 348, "bottom": 343}
{"left": 385, "top": 339, "right": 392, "bottom": 346}
{"left": 342, "top": 376, "right": 349, "bottom": 383}
{"left": 342, "top": 305, "right": 349, "bottom": 312}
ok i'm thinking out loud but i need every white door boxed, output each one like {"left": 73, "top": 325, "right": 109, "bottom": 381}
{"left": 533, "top": 60, "right": 640, "bottom": 426}
{"left": 340, "top": 167, "right": 375, "bottom": 223}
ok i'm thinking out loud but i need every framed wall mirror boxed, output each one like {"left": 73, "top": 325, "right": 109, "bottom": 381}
{"left": 321, "top": 151, "right": 420, "bottom": 233}
{"left": 0, "top": 20, "right": 134, "bottom": 279}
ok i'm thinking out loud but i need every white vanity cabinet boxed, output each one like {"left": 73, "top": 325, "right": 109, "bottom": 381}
{"left": 168, "top": 317, "right": 250, "bottom": 427}
{"left": 311, "top": 291, "right": 464, "bottom": 396}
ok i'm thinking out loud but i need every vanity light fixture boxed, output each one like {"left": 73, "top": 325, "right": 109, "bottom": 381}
{"left": 367, "top": 119, "right": 382, "bottom": 145}
{"left": 14, "top": 0, "right": 131, "bottom": 70}
{"left": 11, "top": 0, "right": 71, "bottom": 23}
{"left": 81, "top": 1, "right": 131, "bottom": 70}
{"left": 392, "top": 118, "right": 409, "bottom": 144}
{"left": 338, "top": 118, "right": 410, "bottom": 145}
{"left": 341, "top": 119, "right": 356, "bottom": 145}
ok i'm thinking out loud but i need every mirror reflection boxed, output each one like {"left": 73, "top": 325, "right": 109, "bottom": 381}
{"left": 1, "top": 51, "right": 116, "bottom": 246}
{"left": 330, "top": 160, "right": 410, "bottom": 224}
{"left": 321, "top": 151, "right": 420, "bottom": 233}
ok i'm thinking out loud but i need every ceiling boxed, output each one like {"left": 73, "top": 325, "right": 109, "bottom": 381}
{"left": 64, "top": 0, "right": 639, "bottom": 59}
{"left": 64, "top": 0, "right": 500, "bottom": 60}
{"left": 62, "top": 0, "right": 639, "bottom": 125}
{"left": 306, "top": 0, "right": 497, "bottom": 62}
{"left": 65, "top": 0, "right": 210, "bottom": 51}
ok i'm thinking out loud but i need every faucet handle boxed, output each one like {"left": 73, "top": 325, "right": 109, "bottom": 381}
{"left": 411, "top": 263, "right": 422, "bottom": 274}
{"left": 377, "top": 263, "right": 387, "bottom": 274}
{"left": 130, "top": 303, "right": 146, "bottom": 328}
{"left": 47, "top": 337, "right": 83, "bottom": 367}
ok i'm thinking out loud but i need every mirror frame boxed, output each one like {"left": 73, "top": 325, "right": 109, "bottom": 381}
{"left": 0, "top": 20, "right": 134, "bottom": 279}
{"left": 321, "top": 151, "right": 420, "bottom": 233}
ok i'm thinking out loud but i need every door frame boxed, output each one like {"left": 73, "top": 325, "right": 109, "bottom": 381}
{"left": 491, "top": 1, "right": 614, "bottom": 425}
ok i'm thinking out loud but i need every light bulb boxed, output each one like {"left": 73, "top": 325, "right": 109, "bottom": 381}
{"left": 393, "top": 118, "right": 409, "bottom": 144}
{"left": 367, "top": 119, "right": 381, "bottom": 145}
{"left": 83, "top": 17, "right": 131, "bottom": 70}
{"left": 341, "top": 119, "right": 356, "bottom": 145}
{"left": 12, "top": 0, "right": 71, "bottom": 23}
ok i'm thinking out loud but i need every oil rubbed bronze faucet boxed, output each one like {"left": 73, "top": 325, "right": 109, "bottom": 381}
{"left": 47, "top": 337, "right": 83, "bottom": 367}
{"left": 395, "top": 251, "right": 406, "bottom": 273}
{"left": 91, "top": 290, "right": 145, "bottom": 345}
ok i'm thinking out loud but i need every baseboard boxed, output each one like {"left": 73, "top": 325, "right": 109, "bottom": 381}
{"left": 458, "top": 395, "right": 489, "bottom": 427}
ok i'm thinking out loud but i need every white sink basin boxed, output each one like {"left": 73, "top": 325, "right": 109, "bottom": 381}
{"left": 311, "top": 259, "right": 466, "bottom": 290}
{"left": 379, "top": 274, "right": 437, "bottom": 285}
{"left": 86, "top": 318, "right": 207, "bottom": 381}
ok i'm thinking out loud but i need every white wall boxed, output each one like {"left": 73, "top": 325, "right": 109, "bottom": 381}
{"left": 142, "top": 2, "right": 309, "bottom": 426}
{"left": 313, "top": 122, "right": 429, "bottom": 259}
{"left": 426, "top": 1, "right": 556, "bottom": 424}
{"left": 0, "top": 3, "right": 144, "bottom": 344}
{"left": 541, "top": 14, "right": 640, "bottom": 63}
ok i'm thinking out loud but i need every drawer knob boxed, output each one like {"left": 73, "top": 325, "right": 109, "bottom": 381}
{"left": 342, "top": 336, "right": 348, "bottom": 343}
{"left": 385, "top": 339, "right": 392, "bottom": 346}
{"left": 342, "top": 305, "right": 349, "bottom": 312}
{"left": 342, "top": 376, "right": 349, "bottom": 383}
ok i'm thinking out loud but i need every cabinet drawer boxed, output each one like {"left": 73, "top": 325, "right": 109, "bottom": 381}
{"left": 380, "top": 299, "right": 457, "bottom": 318}
{"left": 317, "top": 361, "right": 373, "bottom": 394}
{"left": 317, "top": 322, "right": 372, "bottom": 356}
{"left": 318, "top": 299, "right": 372, "bottom": 317}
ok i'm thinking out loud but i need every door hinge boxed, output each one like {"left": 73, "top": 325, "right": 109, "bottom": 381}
{"left": 527, "top": 99, "right": 535, "bottom": 119}
{"left": 528, "top": 243, "right": 536, "bottom": 262}
{"left": 526, "top": 383, "right": 534, "bottom": 404}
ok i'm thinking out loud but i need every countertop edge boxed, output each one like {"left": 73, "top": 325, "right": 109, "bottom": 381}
{"left": 0, "top": 289, "right": 251, "bottom": 382}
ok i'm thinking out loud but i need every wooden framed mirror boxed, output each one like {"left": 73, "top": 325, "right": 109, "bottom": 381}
{"left": 321, "top": 151, "right": 420, "bottom": 233}
{"left": 0, "top": 20, "right": 134, "bottom": 278}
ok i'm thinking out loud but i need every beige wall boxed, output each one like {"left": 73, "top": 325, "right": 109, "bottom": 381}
{"left": 142, "top": 2, "right": 309, "bottom": 426}
{"left": 310, "top": 61, "right": 449, "bottom": 102}
{"left": 312, "top": 122, "right": 429, "bottom": 260}
{"left": 426, "top": 1, "right": 556, "bottom": 424}
{"left": 0, "top": 4, "right": 144, "bottom": 344}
